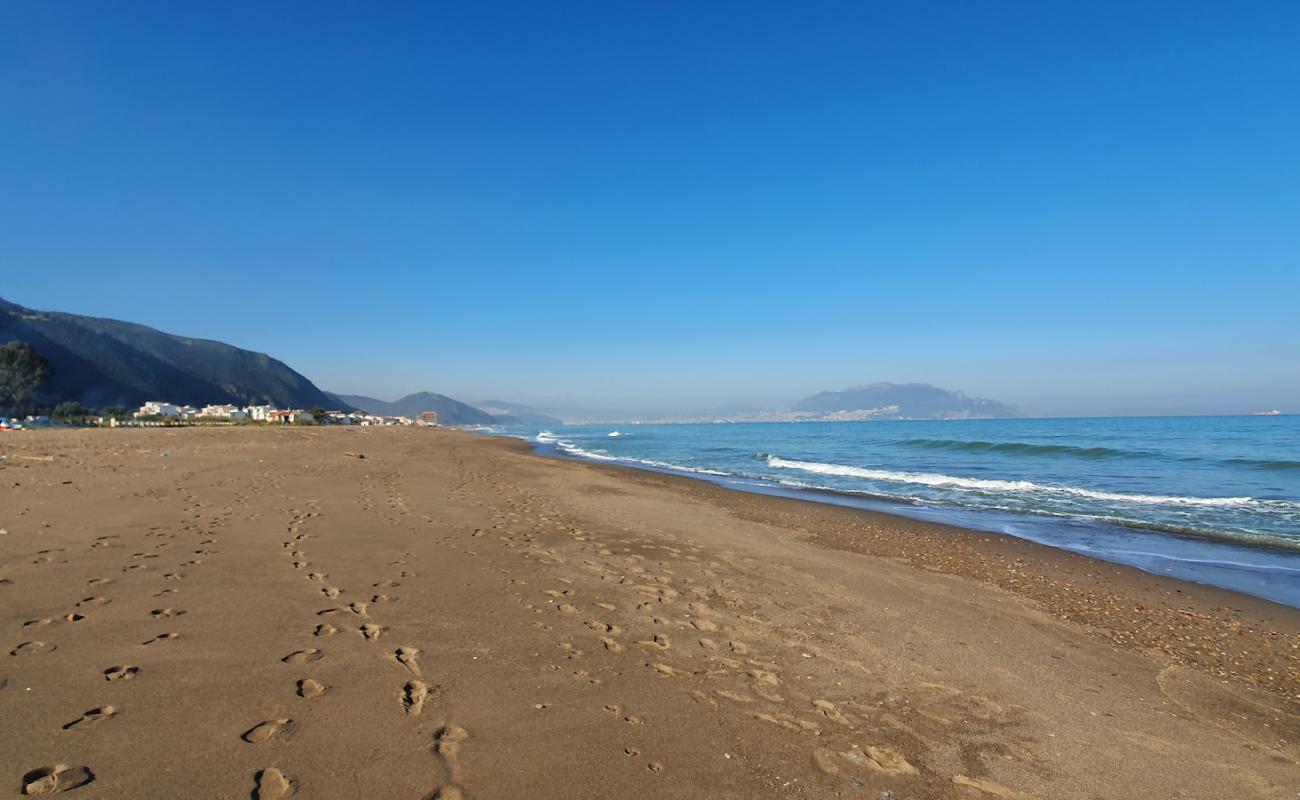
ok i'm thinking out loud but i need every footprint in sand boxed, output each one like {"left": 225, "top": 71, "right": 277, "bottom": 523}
{"left": 433, "top": 724, "right": 469, "bottom": 780}
{"left": 321, "top": 587, "right": 341, "bottom": 599}
{"left": 242, "top": 719, "right": 295, "bottom": 744}
{"left": 813, "top": 699, "right": 851, "bottom": 725}
{"left": 313, "top": 624, "right": 337, "bottom": 637}
{"left": 637, "top": 634, "right": 671, "bottom": 650}
{"left": 402, "top": 680, "right": 430, "bottom": 715}
{"left": 23, "top": 620, "right": 52, "bottom": 629}
{"left": 253, "top": 768, "right": 295, "bottom": 799}
{"left": 858, "top": 746, "right": 919, "bottom": 776}
{"left": 360, "top": 624, "right": 383, "bottom": 641}
{"left": 149, "top": 608, "right": 185, "bottom": 619}
{"left": 77, "top": 597, "right": 110, "bottom": 608}
{"left": 395, "top": 647, "right": 422, "bottom": 675}
{"left": 282, "top": 650, "right": 322, "bottom": 664}
{"left": 20, "top": 765, "right": 95, "bottom": 795}
{"left": 297, "top": 679, "right": 326, "bottom": 699}
{"left": 62, "top": 706, "right": 118, "bottom": 731}
{"left": 142, "top": 633, "right": 180, "bottom": 646}
{"left": 11, "top": 641, "right": 57, "bottom": 657}
{"left": 347, "top": 602, "right": 367, "bottom": 616}
{"left": 603, "top": 704, "right": 642, "bottom": 725}
{"left": 689, "top": 691, "right": 719, "bottom": 709}
{"left": 951, "top": 775, "right": 1016, "bottom": 797}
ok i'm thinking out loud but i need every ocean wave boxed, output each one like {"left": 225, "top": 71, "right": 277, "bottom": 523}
{"left": 770, "top": 475, "right": 1300, "bottom": 550}
{"left": 765, "top": 455, "right": 1267, "bottom": 508}
{"left": 897, "top": 438, "right": 1300, "bottom": 472}
{"left": 538, "top": 431, "right": 731, "bottom": 476}
{"left": 898, "top": 438, "right": 1143, "bottom": 459}
{"left": 1223, "top": 458, "right": 1300, "bottom": 471}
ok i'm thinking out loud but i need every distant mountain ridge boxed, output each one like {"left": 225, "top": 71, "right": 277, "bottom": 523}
{"left": 794, "top": 382, "right": 1016, "bottom": 420}
{"left": 0, "top": 297, "right": 342, "bottom": 411}
{"left": 329, "top": 392, "right": 498, "bottom": 425}
{"left": 473, "top": 400, "right": 563, "bottom": 426}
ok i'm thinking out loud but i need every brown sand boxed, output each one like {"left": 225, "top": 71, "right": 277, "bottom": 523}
{"left": 1, "top": 426, "right": 1297, "bottom": 798}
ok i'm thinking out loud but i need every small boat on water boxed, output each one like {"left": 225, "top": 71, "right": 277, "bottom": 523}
{"left": 1252, "top": 409, "right": 1282, "bottom": 416}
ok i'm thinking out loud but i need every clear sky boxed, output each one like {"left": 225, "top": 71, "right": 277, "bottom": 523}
{"left": 3, "top": 1, "right": 1298, "bottom": 417}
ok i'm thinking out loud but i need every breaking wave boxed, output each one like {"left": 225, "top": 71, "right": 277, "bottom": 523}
{"left": 536, "top": 431, "right": 730, "bottom": 476}
{"left": 764, "top": 455, "right": 1268, "bottom": 508}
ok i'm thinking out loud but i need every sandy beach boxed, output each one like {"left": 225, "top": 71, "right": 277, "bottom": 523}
{"left": 2, "top": 426, "right": 1297, "bottom": 799}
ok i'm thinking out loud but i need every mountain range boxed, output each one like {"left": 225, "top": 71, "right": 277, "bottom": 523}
{"left": 2, "top": 298, "right": 1016, "bottom": 424}
{"left": 0, "top": 297, "right": 553, "bottom": 425}
{"left": 328, "top": 392, "right": 499, "bottom": 426}
{"left": 1, "top": 297, "right": 341, "bottom": 411}
{"left": 793, "top": 382, "right": 1017, "bottom": 420}
{"left": 472, "top": 400, "right": 563, "bottom": 426}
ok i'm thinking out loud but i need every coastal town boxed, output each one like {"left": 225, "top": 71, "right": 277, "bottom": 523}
{"left": 1, "top": 401, "right": 438, "bottom": 430}
{"left": 129, "top": 401, "right": 440, "bottom": 427}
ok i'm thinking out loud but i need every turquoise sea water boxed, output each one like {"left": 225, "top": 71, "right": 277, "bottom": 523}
{"left": 486, "top": 416, "right": 1300, "bottom": 608}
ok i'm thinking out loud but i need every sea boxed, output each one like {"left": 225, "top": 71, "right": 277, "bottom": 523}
{"left": 482, "top": 416, "right": 1300, "bottom": 609}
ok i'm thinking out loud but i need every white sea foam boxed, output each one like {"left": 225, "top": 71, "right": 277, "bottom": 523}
{"left": 765, "top": 455, "right": 1262, "bottom": 508}
{"left": 540, "top": 431, "right": 730, "bottom": 476}
{"left": 608, "top": 431, "right": 624, "bottom": 437}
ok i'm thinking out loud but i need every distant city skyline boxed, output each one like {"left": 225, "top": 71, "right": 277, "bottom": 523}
{"left": 4, "top": 3, "right": 1297, "bottom": 418}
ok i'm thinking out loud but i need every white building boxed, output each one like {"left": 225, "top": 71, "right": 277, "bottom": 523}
{"left": 265, "top": 409, "right": 315, "bottom": 424}
{"left": 247, "top": 405, "right": 275, "bottom": 422}
{"left": 135, "top": 401, "right": 181, "bottom": 418}
{"left": 198, "top": 404, "right": 248, "bottom": 420}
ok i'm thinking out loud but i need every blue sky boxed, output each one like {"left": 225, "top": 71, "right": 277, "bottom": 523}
{"left": 3, "top": 1, "right": 1297, "bottom": 416}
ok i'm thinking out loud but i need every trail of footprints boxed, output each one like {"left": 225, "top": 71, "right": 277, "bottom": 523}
{"left": 11, "top": 441, "right": 964, "bottom": 796}
{"left": 13, "top": 483, "right": 236, "bottom": 795}
{"left": 245, "top": 501, "right": 470, "bottom": 798}
{"left": 434, "top": 456, "right": 958, "bottom": 792}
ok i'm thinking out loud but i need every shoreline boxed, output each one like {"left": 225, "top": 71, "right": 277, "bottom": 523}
{"left": 505, "top": 429, "right": 1300, "bottom": 609}
{"left": 486, "top": 431, "right": 1300, "bottom": 700}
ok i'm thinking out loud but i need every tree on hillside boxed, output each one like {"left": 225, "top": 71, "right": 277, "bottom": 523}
{"left": 52, "top": 401, "right": 94, "bottom": 420}
{"left": 101, "top": 405, "right": 130, "bottom": 420}
{"left": 0, "top": 341, "right": 53, "bottom": 416}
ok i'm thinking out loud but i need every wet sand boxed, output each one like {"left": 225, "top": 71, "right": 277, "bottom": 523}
{"left": 1, "top": 426, "right": 1297, "bottom": 798}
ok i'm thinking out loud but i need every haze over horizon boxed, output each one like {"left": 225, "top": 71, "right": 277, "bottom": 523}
{"left": 4, "top": 3, "right": 1297, "bottom": 418}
